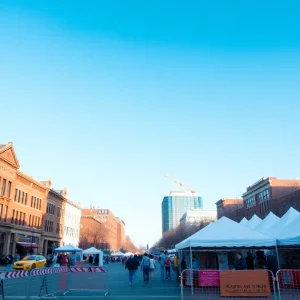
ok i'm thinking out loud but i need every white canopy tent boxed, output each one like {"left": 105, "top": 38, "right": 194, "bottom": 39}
{"left": 239, "top": 217, "right": 248, "bottom": 225}
{"left": 276, "top": 214, "right": 300, "bottom": 245}
{"left": 254, "top": 212, "right": 280, "bottom": 234}
{"left": 264, "top": 207, "right": 300, "bottom": 237}
{"left": 124, "top": 252, "right": 134, "bottom": 257}
{"left": 82, "top": 247, "right": 104, "bottom": 266}
{"left": 244, "top": 214, "right": 262, "bottom": 229}
{"left": 111, "top": 251, "right": 125, "bottom": 257}
{"left": 175, "top": 217, "right": 277, "bottom": 249}
{"left": 54, "top": 244, "right": 82, "bottom": 253}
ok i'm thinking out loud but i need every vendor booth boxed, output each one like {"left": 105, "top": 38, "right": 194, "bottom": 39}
{"left": 82, "top": 246, "right": 104, "bottom": 266}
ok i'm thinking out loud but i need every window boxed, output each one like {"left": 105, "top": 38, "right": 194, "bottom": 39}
{"left": 15, "top": 211, "right": 19, "bottom": 224}
{"left": 19, "top": 212, "right": 22, "bottom": 225}
{"left": 4, "top": 206, "right": 8, "bottom": 222}
{"left": 56, "top": 223, "right": 59, "bottom": 234}
{"left": 7, "top": 181, "right": 11, "bottom": 198}
{"left": 29, "top": 215, "right": 32, "bottom": 226}
{"left": 14, "top": 189, "right": 18, "bottom": 201}
{"left": 25, "top": 193, "right": 28, "bottom": 205}
{"left": 18, "top": 190, "right": 21, "bottom": 202}
{"left": 245, "top": 196, "right": 256, "bottom": 208}
{"left": 11, "top": 209, "right": 15, "bottom": 223}
{"left": 1, "top": 179, "right": 6, "bottom": 196}
{"left": 33, "top": 197, "right": 36, "bottom": 208}
{"left": 23, "top": 213, "right": 25, "bottom": 226}
{"left": 0, "top": 204, "right": 2, "bottom": 220}
{"left": 21, "top": 192, "right": 24, "bottom": 204}
{"left": 258, "top": 189, "right": 270, "bottom": 204}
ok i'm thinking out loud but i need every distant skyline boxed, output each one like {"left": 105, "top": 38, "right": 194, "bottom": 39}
{"left": 1, "top": 1, "right": 300, "bottom": 246}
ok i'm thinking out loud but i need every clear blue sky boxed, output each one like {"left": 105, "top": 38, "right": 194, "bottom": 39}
{"left": 1, "top": 1, "right": 300, "bottom": 247}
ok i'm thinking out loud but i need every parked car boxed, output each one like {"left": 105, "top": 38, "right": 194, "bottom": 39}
{"left": 13, "top": 255, "right": 46, "bottom": 270}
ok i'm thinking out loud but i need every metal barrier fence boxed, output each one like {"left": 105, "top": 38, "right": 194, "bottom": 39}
{"left": 0, "top": 266, "right": 108, "bottom": 300}
{"left": 276, "top": 269, "right": 300, "bottom": 300}
{"left": 181, "top": 269, "right": 277, "bottom": 300}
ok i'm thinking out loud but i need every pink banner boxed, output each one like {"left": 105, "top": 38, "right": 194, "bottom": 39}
{"left": 199, "top": 270, "right": 220, "bottom": 286}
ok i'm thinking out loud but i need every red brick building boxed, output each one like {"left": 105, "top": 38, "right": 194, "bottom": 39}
{"left": 216, "top": 177, "right": 300, "bottom": 222}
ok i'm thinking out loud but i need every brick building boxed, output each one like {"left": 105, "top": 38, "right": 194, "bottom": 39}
{"left": 79, "top": 216, "right": 108, "bottom": 249}
{"left": 215, "top": 198, "right": 244, "bottom": 220}
{"left": 81, "top": 208, "right": 125, "bottom": 251}
{"left": 215, "top": 177, "right": 300, "bottom": 222}
{"left": 0, "top": 143, "right": 49, "bottom": 256}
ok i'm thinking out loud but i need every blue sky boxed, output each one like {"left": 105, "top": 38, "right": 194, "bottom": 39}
{"left": 1, "top": 1, "right": 300, "bottom": 247}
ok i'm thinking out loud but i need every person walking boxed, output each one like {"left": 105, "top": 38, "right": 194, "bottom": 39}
{"left": 94, "top": 254, "right": 99, "bottom": 266}
{"left": 159, "top": 251, "right": 167, "bottom": 280}
{"left": 125, "top": 255, "right": 140, "bottom": 285}
{"left": 141, "top": 253, "right": 151, "bottom": 283}
{"left": 165, "top": 255, "right": 171, "bottom": 280}
{"left": 149, "top": 255, "right": 156, "bottom": 280}
{"left": 173, "top": 254, "right": 179, "bottom": 281}
{"left": 234, "top": 252, "right": 247, "bottom": 270}
{"left": 246, "top": 252, "right": 254, "bottom": 270}
{"left": 180, "top": 257, "right": 187, "bottom": 286}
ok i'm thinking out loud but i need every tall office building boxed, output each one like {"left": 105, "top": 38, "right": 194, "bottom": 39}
{"left": 161, "top": 190, "right": 203, "bottom": 234}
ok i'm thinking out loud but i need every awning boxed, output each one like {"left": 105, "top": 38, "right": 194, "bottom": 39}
{"left": 17, "top": 242, "right": 38, "bottom": 248}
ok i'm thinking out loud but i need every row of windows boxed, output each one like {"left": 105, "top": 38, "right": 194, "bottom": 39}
{"left": 0, "top": 178, "right": 12, "bottom": 198}
{"left": 47, "top": 203, "right": 55, "bottom": 215}
{"left": 29, "top": 214, "right": 41, "bottom": 228}
{"left": 31, "top": 196, "right": 42, "bottom": 210}
{"left": 97, "top": 210, "right": 108, "bottom": 214}
{"left": 11, "top": 210, "right": 26, "bottom": 226}
{"left": 64, "top": 226, "right": 79, "bottom": 238}
{"left": 0, "top": 204, "right": 8, "bottom": 222}
{"left": 245, "top": 189, "right": 270, "bottom": 209}
{"left": 45, "top": 220, "right": 54, "bottom": 232}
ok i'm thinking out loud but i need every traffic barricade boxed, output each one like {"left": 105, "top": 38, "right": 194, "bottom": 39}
{"left": 28, "top": 267, "right": 69, "bottom": 298}
{"left": 0, "top": 270, "right": 30, "bottom": 300}
{"left": 65, "top": 266, "right": 109, "bottom": 296}
{"left": 276, "top": 269, "right": 300, "bottom": 299}
{"left": 180, "top": 269, "right": 277, "bottom": 300}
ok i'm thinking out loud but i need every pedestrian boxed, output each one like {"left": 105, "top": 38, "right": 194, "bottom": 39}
{"left": 94, "top": 254, "right": 99, "bottom": 266}
{"left": 173, "top": 254, "right": 179, "bottom": 281}
{"left": 246, "top": 252, "right": 254, "bottom": 270}
{"left": 234, "top": 252, "right": 247, "bottom": 270}
{"left": 180, "top": 257, "right": 187, "bottom": 286}
{"left": 125, "top": 255, "right": 140, "bottom": 284}
{"left": 149, "top": 254, "right": 156, "bottom": 280}
{"left": 61, "top": 255, "right": 67, "bottom": 266}
{"left": 52, "top": 253, "right": 58, "bottom": 266}
{"left": 165, "top": 255, "right": 171, "bottom": 280}
{"left": 88, "top": 255, "right": 93, "bottom": 265}
{"left": 141, "top": 253, "right": 151, "bottom": 283}
{"left": 159, "top": 251, "right": 167, "bottom": 280}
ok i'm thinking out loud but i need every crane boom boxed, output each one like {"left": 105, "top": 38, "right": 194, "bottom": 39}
{"left": 164, "top": 174, "right": 196, "bottom": 193}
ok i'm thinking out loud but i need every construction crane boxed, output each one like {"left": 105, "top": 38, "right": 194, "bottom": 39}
{"left": 164, "top": 174, "right": 197, "bottom": 193}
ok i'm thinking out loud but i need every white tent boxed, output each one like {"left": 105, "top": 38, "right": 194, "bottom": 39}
{"left": 124, "top": 252, "right": 134, "bottom": 257}
{"left": 254, "top": 212, "right": 280, "bottom": 233}
{"left": 82, "top": 247, "right": 104, "bottom": 266}
{"left": 264, "top": 207, "right": 300, "bottom": 237}
{"left": 111, "top": 251, "right": 125, "bottom": 256}
{"left": 54, "top": 244, "right": 82, "bottom": 253}
{"left": 175, "top": 217, "right": 277, "bottom": 249}
{"left": 276, "top": 214, "right": 300, "bottom": 245}
{"left": 82, "top": 247, "right": 102, "bottom": 255}
{"left": 245, "top": 214, "right": 262, "bottom": 229}
{"left": 239, "top": 217, "right": 248, "bottom": 225}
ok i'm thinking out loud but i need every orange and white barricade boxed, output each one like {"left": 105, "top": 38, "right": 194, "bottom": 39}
{"left": 65, "top": 266, "right": 109, "bottom": 296}
{"left": 276, "top": 269, "right": 300, "bottom": 299}
{"left": 181, "top": 269, "right": 276, "bottom": 300}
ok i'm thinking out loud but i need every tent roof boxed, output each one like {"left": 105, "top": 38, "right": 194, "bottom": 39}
{"left": 265, "top": 207, "right": 300, "bottom": 236}
{"left": 254, "top": 212, "right": 280, "bottom": 233}
{"left": 245, "top": 214, "right": 262, "bottom": 229}
{"left": 111, "top": 251, "right": 125, "bottom": 256}
{"left": 124, "top": 252, "right": 134, "bottom": 256}
{"left": 175, "top": 217, "right": 276, "bottom": 249}
{"left": 54, "top": 244, "right": 82, "bottom": 253}
{"left": 239, "top": 217, "right": 248, "bottom": 225}
{"left": 82, "top": 247, "right": 103, "bottom": 255}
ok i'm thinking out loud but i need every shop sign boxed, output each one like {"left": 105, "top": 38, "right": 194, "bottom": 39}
{"left": 199, "top": 270, "right": 220, "bottom": 286}
{"left": 220, "top": 270, "right": 271, "bottom": 297}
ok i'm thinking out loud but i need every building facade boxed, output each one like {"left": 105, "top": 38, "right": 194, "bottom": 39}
{"left": 0, "top": 143, "right": 49, "bottom": 256}
{"left": 215, "top": 198, "right": 244, "bottom": 220}
{"left": 161, "top": 190, "right": 203, "bottom": 234}
{"left": 180, "top": 209, "right": 217, "bottom": 225}
{"left": 215, "top": 177, "right": 300, "bottom": 222}
{"left": 81, "top": 208, "right": 125, "bottom": 251}
{"left": 40, "top": 186, "right": 65, "bottom": 255}
{"left": 62, "top": 196, "right": 81, "bottom": 247}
